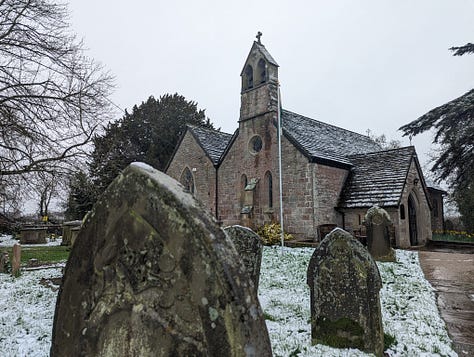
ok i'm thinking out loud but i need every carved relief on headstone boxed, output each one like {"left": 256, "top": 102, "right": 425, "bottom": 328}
{"left": 223, "top": 225, "right": 263, "bottom": 291}
{"left": 12, "top": 243, "right": 21, "bottom": 276}
{"left": 51, "top": 163, "right": 272, "bottom": 357}
{"left": 364, "top": 205, "right": 396, "bottom": 262}
{"left": 307, "top": 228, "right": 384, "bottom": 356}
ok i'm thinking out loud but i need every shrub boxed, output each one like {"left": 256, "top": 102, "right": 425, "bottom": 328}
{"left": 257, "top": 223, "right": 293, "bottom": 246}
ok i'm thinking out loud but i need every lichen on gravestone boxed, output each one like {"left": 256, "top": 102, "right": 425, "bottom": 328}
{"left": 51, "top": 162, "right": 271, "bottom": 357}
{"left": 307, "top": 228, "right": 384, "bottom": 356}
{"left": 223, "top": 225, "right": 263, "bottom": 292}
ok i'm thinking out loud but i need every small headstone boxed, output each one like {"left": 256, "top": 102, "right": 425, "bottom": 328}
{"left": 364, "top": 205, "right": 396, "bottom": 262}
{"left": 12, "top": 244, "right": 21, "bottom": 276}
{"left": 61, "top": 220, "right": 82, "bottom": 246}
{"left": 51, "top": 163, "right": 272, "bottom": 357}
{"left": 0, "top": 252, "right": 9, "bottom": 273}
{"left": 224, "top": 225, "right": 263, "bottom": 291}
{"left": 307, "top": 228, "right": 384, "bottom": 356}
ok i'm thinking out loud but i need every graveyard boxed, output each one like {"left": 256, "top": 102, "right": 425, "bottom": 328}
{"left": 0, "top": 240, "right": 457, "bottom": 356}
{"left": 0, "top": 164, "right": 460, "bottom": 356}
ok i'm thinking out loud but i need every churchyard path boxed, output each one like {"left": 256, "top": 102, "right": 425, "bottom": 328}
{"left": 418, "top": 246, "right": 474, "bottom": 356}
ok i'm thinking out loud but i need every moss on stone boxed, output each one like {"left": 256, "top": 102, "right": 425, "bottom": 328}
{"left": 314, "top": 316, "right": 364, "bottom": 350}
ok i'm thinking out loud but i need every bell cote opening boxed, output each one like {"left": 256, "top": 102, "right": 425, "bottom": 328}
{"left": 243, "top": 64, "right": 254, "bottom": 91}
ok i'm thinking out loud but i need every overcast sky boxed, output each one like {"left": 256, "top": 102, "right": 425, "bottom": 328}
{"left": 68, "top": 0, "right": 474, "bottom": 173}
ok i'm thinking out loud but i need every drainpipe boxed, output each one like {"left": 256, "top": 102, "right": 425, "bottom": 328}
{"left": 215, "top": 166, "right": 219, "bottom": 221}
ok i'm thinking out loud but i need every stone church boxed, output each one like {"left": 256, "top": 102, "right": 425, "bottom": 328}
{"left": 166, "top": 38, "right": 437, "bottom": 248}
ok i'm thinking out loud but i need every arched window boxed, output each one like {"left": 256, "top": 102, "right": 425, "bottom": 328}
{"left": 265, "top": 171, "right": 273, "bottom": 208}
{"left": 180, "top": 167, "right": 194, "bottom": 194}
{"left": 399, "top": 204, "right": 405, "bottom": 220}
{"left": 244, "top": 64, "right": 253, "bottom": 90}
{"left": 257, "top": 58, "right": 266, "bottom": 84}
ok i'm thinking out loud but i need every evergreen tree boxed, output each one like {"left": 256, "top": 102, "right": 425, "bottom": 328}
{"left": 399, "top": 43, "right": 474, "bottom": 231}
{"left": 88, "top": 93, "right": 215, "bottom": 200}
{"left": 64, "top": 171, "right": 95, "bottom": 220}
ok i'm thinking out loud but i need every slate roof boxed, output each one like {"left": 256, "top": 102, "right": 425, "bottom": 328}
{"left": 188, "top": 125, "right": 233, "bottom": 166}
{"left": 282, "top": 109, "right": 382, "bottom": 166}
{"left": 338, "top": 147, "right": 416, "bottom": 208}
{"left": 255, "top": 42, "right": 279, "bottom": 67}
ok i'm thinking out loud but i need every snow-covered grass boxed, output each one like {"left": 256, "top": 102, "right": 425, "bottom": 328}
{"left": 259, "top": 246, "right": 456, "bottom": 357}
{"left": 0, "top": 234, "right": 61, "bottom": 248}
{"left": 0, "top": 244, "right": 456, "bottom": 357}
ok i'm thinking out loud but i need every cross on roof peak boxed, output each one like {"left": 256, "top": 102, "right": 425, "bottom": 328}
{"left": 256, "top": 31, "right": 262, "bottom": 44}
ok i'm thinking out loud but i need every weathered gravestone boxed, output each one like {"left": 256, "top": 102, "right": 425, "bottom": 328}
{"left": 306, "top": 228, "right": 384, "bottom": 356}
{"left": 364, "top": 205, "right": 396, "bottom": 262}
{"left": 61, "top": 220, "right": 82, "bottom": 246}
{"left": 19, "top": 226, "right": 47, "bottom": 244}
{"left": 51, "top": 163, "right": 272, "bottom": 357}
{"left": 223, "top": 225, "right": 263, "bottom": 292}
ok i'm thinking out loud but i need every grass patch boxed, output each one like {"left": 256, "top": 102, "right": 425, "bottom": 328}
{"left": 432, "top": 231, "right": 474, "bottom": 243}
{"left": 1, "top": 246, "right": 70, "bottom": 265}
{"left": 384, "top": 332, "right": 397, "bottom": 350}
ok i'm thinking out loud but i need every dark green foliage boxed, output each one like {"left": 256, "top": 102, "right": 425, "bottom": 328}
{"left": 454, "top": 179, "right": 474, "bottom": 233}
{"left": 449, "top": 43, "right": 474, "bottom": 56}
{"left": 89, "top": 94, "right": 214, "bottom": 197}
{"left": 399, "top": 42, "right": 474, "bottom": 231}
{"left": 399, "top": 88, "right": 474, "bottom": 186}
{"left": 384, "top": 332, "right": 397, "bottom": 350}
{"left": 64, "top": 171, "right": 95, "bottom": 220}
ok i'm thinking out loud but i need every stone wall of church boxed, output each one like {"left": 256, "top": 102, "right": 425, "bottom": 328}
{"left": 312, "top": 164, "right": 349, "bottom": 233}
{"left": 217, "top": 114, "right": 278, "bottom": 229}
{"left": 279, "top": 136, "right": 315, "bottom": 240}
{"left": 166, "top": 131, "right": 217, "bottom": 217}
{"left": 395, "top": 160, "right": 432, "bottom": 247}
{"left": 217, "top": 116, "right": 353, "bottom": 240}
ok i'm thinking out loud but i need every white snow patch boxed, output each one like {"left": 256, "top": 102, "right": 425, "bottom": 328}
{"left": 0, "top": 244, "right": 457, "bottom": 357}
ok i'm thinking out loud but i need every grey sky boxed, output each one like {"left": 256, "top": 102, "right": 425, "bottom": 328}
{"left": 68, "top": 0, "right": 474, "bottom": 173}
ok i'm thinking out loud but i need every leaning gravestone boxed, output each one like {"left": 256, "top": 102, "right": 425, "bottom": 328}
{"left": 307, "top": 228, "right": 384, "bottom": 356}
{"left": 223, "top": 225, "right": 263, "bottom": 292}
{"left": 51, "top": 163, "right": 272, "bottom": 357}
{"left": 364, "top": 205, "right": 396, "bottom": 262}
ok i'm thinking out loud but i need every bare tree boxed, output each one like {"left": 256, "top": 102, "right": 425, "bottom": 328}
{"left": 0, "top": 0, "right": 114, "bottom": 177}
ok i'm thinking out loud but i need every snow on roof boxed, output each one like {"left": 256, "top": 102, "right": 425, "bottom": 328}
{"left": 338, "top": 147, "right": 416, "bottom": 208}
{"left": 281, "top": 109, "right": 382, "bottom": 166}
{"left": 188, "top": 125, "right": 233, "bottom": 166}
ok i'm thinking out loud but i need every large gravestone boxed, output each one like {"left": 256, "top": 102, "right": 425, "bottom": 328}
{"left": 223, "top": 225, "right": 263, "bottom": 291}
{"left": 19, "top": 226, "right": 47, "bottom": 244}
{"left": 364, "top": 205, "right": 396, "bottom": 262}
{"left": 51, "top": 163, "right": 272, "bottom": 357}
{"left": 307, "top": 228, "right": 384, "bottom": 356}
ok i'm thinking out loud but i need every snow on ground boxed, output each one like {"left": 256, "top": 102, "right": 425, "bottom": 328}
{"left": 0, "top": 266, "right": 63, "bottom": 357}
{"left": 259, "top": 246, "right": 457, "bottom": 357}
{"left": 0, "top": 244, "right": 457, "bottom": 357}
{"left": 0, "top": 234, "right": 61, "bottom": 247}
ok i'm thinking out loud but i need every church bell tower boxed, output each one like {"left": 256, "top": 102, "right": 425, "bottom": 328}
{"left": 239, "top": 32, "right": 279, "bottom": 123}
